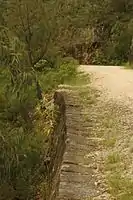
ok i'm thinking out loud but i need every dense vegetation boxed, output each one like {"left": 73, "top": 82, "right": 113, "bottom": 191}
{"left": 63, "top": 0, "right": 133, "bottom": 66}
{"left": 1, "top": 0, "right": 133, "bottom": 199}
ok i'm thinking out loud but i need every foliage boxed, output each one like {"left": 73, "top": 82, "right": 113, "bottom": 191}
{"left": 0, "top": 56, "right": 78, "bottom": 199}
{"left": 0, "top": 91, "right": 56, "bottom": 199}
{"left": 1, "top": 0, "right": 133, "bottom": 199}
{"left": 1, "top": 0, "right": 133, "bottom": 66}
{"left": 0, "top": 0, "right": 83, "bottom": 199}
{"left": 61, "top": 0, "right": 133, "bottom": 66}
{"left": 38, "top": 57, "right": 78, "bottom": 92}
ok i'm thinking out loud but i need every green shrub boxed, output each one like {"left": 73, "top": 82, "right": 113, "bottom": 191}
{"left": 0, "top": 57, "right": 78, "bottom": 199}
{"left": 39, "top": 57, "right": 78, "bottom": 92}
{"left": 0, "top": 90, "right": 56, "bottom": 199}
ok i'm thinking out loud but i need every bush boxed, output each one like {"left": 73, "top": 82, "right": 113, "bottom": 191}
{"left": 39, "top": 57, "right": 78, "bottom": 92}
{"left": 0, "top": 57, "right": 78, "bottom": 199}
{"left": 0, "top": 102, "right": 55, "bottom": 199}
{"left": 0, "top": 84, "right": 56, "bottom": 199}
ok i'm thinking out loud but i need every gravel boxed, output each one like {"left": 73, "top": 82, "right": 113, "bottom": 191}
{"left": 79, "top": 65, "right": 133, "bottom": 199}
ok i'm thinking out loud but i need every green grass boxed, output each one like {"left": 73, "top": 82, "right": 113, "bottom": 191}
{"left": 105, "top": 145, "right": 133, "bottom": 200}
{"left": 105, "top": 152, "right": 122, "bottom": 172}
{"left": 124, "top": 62, "right": 133, "bottom": 69}
{"left": 107, "top": 173, "right": 133, "bottom": 200}
{"left": 67, "top": 72, "right": 90, "bottom": 86}
{"left": 106, "top": 152, "right": 121, "bottom": 164}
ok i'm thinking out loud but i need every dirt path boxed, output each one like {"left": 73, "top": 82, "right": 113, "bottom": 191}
{"left": 57, "top": 66, "right": 133, "bottom": 200}
{"left": 79, "top": 65, "right": 133, "bottom": 199}
{"left": 80, "top": 65, "right": 133, "bottom": 107}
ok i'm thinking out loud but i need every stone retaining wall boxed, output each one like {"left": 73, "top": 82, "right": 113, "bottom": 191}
{"left": 48, "top": 91, "right": 67, "bottom": 200}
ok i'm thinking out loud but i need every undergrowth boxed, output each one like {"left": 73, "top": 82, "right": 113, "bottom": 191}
{"left": 0, "top": 57, "right": 81, "bottom": 199}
